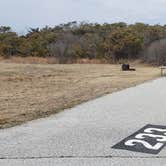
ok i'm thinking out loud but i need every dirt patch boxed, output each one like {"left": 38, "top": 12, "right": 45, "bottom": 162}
{"left": 0, "top": 62, "right": 159, "bottom": 128}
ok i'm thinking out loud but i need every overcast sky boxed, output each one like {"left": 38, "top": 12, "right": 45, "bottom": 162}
{"left": 0, "top": 0, "right": 166, "bottom": 33}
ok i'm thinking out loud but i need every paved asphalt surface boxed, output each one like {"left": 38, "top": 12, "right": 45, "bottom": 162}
{"left": 1, "top": 78, "right": 166, "bottom": 165}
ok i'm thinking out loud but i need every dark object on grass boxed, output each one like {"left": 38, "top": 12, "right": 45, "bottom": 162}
{"left": 121, "top": 64, "right": 136, "bottom": 71}
{"left": 122, "top": 64, "right": 130, "bottom": 71}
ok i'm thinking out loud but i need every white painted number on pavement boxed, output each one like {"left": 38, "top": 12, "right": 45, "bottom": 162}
{"left": 112, "top": 124, "right": 166, "bottom": 154}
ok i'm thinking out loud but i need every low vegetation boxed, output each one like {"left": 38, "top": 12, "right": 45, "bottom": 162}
{"left": 1, "top": 22, "right": 166, "bottom": 65}
{"left": 0, "top": 62, "right": 159, "bottom": 128}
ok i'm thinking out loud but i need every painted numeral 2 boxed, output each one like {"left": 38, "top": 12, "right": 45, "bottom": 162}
{"left": 125, "top": 127, "right": 166, "bottom": 150}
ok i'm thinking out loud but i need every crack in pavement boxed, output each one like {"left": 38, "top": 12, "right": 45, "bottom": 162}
{"left": 1, "top": 155, "right": 166, "bottom": 160}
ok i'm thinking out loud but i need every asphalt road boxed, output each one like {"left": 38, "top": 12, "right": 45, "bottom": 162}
{"left": 1, "top": 78, "right": 166, "bottom": 166}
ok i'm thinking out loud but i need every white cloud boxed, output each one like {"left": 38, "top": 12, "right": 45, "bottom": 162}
{"left": 0, "top": 0, "right": 166, "bottom": 32}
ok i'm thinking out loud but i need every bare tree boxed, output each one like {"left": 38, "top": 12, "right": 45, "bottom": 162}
{"left": 47, "top": 32, "right": 79, "bottom": 63}
{"left": 144, "top": 38, "right": 166, "bottom": 65}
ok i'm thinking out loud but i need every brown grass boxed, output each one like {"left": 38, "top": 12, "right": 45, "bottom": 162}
{"left": 0, "top": 62, "right": 160, "bottom": 128}
{"left": 0, "top": 56, "right": 59, "bottom": 64}
{"left": 0, "top": 56, "right": 108, "bottom": 64}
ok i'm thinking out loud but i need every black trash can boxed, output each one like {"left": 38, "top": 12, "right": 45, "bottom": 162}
{"left": 122, "top": 64, "right": 130, "bottom": 71}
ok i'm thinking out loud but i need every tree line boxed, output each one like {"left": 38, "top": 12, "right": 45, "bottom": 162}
{"left": 1, "top": 22, "right": 166, "bottom": 64}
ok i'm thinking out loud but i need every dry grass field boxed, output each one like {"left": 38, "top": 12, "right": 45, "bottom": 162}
{"left": 0, "top": 62, "right": 160, "bottom": 128}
